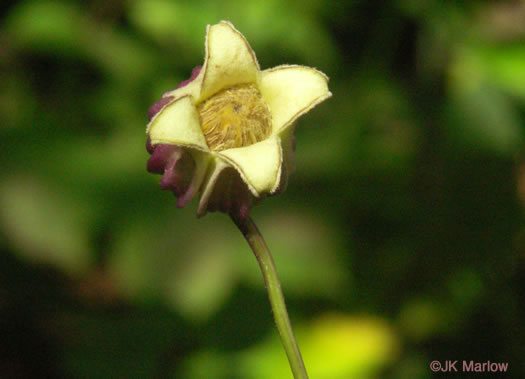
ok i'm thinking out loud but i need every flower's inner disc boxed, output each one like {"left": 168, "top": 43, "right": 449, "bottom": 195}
{"left": 197, "top": 84, "right": 272, "bottom": 151}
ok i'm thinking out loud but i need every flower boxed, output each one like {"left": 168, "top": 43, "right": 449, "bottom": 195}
{"left": 146, "top": 21, "right": 331, "bottom": 219}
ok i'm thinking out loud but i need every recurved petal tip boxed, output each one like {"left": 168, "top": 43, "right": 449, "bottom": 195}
{"left": 176, "top": 66, "right": 202, "bottom": 89}
{"left": 148, "top": 96, "right": 174, "bottom": 121}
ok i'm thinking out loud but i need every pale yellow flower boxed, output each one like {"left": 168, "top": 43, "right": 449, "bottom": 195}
{"left": 146, "top": 21, "right": 331, "bottom": 218}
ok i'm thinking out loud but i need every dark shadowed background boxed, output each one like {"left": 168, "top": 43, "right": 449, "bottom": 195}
{"left": 1, "top": 0, "right": 524, "bottom": 378}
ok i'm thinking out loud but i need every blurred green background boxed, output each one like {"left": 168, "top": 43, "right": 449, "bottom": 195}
{"left": 1, "top": 0, "right": 524, "bottom": 378}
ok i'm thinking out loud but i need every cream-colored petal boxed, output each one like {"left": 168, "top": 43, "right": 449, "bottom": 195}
{"left": 218, "top": 136, "right": 282, "bottom": 196}
{"left": 259, "top": 65, "right": 332, "bottom": 135}
{"left": 147, "top": 95, "right": 209, "bottom": 150}
{"left": 199, "top": 21, "right": 260, "bottom": 101}
{"left": 163, "top": 72, "right": 203, "bottom": 102}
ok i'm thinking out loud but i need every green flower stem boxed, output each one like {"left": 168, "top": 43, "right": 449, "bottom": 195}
{"left": 231, "top": 215, "right": 308, "bottom": 379}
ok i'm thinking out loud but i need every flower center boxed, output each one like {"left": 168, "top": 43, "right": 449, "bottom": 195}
{"left": 197, "top": 84, "right": 272, "bottom": 151}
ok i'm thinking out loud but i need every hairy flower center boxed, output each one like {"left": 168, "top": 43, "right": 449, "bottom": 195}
{"left": 197, "top": 84, "right": 272, "bottom": 151}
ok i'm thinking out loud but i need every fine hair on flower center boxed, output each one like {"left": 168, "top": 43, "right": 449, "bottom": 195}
{"left": 197, "top": 84, "right": 272, "bottom": 151}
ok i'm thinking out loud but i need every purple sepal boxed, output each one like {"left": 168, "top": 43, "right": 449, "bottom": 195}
{"left": 147, "top": 140, "right": 197, "bottom": 204}
{"left": 158, "top": 148, "right": 194, "bottom": 198}
{"left": 147, "top": 142, "right": 178, "bottom": 174}
{"left": 146, "top": 137, "right": 155, "bottom": 154}
{"left": 204, "top": 168, "right": 256, "bottom": 220}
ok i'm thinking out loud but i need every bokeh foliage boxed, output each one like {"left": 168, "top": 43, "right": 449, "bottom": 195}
{"left": 1, "top": 0, "right": 524, "bottom": 378}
